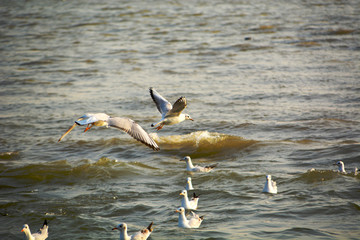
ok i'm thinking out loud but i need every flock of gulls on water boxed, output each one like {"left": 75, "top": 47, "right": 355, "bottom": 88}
{"left": 21, "top": 87, "right": 358, "bottom": 240}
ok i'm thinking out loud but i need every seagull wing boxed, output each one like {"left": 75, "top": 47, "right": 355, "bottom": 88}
{"left": 167, "top": 96, "right": 187, "bottom": 116}
{"left": 58, "top": 123, "right": 77, "bottom": 142}
{"left": 149, "top": 87, "right": 172, "bottom": 116}
{"left": 32, "top": 220, "right": 48, "bottom": 240}
{"left": 75, "top": 115, "right": 100, "bottom": 125}
{"left": 132, "top": 222, "right": 153, "bottom": 240}
{"left": 108, "top": 117, "right": 160, "bottom": 151}
{"left": 204, "top": 163, "right": 218, "bottom": 171}
{"left": 188, "top": 212, "right": 203, "bottom": 228}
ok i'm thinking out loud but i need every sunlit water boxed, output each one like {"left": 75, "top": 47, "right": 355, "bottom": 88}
{"left": 1, "top": 0, "right": 359, "bottom": 239}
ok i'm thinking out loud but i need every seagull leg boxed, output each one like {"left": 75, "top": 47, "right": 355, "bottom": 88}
{"left": 156, "top": 123, "right": 164, "bottom": 131}
{"left": 84, "top": 123, "right": 93, "bottom": 132}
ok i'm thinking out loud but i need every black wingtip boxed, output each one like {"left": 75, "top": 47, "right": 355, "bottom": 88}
{"left": 193, "top": 192, "right": 199, "bottom": 198}
{"left": 143, "top": 142, "right": 159, "bottom": 151}
{"left": 147, "top": 222, "right": 154, "bottom": 232}
{"left": 43, "top": 219, "right": 48, "bottom": 226}
{"left": 149, "top": 87, "right": 156, "bottom": 102}
{"left": 208, "top": 163, "right": 218, "bottom": 169}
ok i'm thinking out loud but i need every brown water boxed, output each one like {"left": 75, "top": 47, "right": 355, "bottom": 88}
{"left": 1, "top": 0, "right": 359, "bottom": 239}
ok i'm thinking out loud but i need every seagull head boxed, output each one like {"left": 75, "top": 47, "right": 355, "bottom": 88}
{"left": 21, "top": 224, "right": 32, "bottom": 238}
{"left": 333, "top": 161, "right": 344, "bottom": 167}
{"left": 184, "top": 114, "right": 194, "bottom": 121}
{"left": 187, "top": 177, "right": 192, "bottom": 183}
{"left": 180, "top": 189, "right": 188, "bottom": 196}
{"left": 112, "top": 223, "right": 127, "bottom": 232}
{"left": 75, "top": 113, "right": 95, "bottom": 125}
{"left": 333, "top": 161, "right": 345, "bottom": 172}
{"left": 175, "top": 207, "right": 185, "bottom": 214}
{"left": 266, "top": 175, "right": 272, "bottom": 181}
{"left": 181, "top": 156, "right": 191, "bottom": 162}
{"left": 21, "top": 224, "right": 29, "bottom": 233}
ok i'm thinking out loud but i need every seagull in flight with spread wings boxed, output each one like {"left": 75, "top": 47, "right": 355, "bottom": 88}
{"left": 58, "top": 113, "right": 159, "bottom": 151}
{"left": 149, "top": 87, "right": 193, "bottom": 130}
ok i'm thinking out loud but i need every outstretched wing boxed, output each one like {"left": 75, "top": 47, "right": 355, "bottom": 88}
{"left": 149, "top": 87, "right": 172, "bottom": 116}
{"left": 58, "top": 123, "right": 77, "bottom": 142}
{"left": 167, "top": 96, "right": 187, "bottom": 116}
{"left": 75, "top": 113, "right": 109, "bottom": 125}
{"left": 109, "top": 117, "right": 160, "bottom": 151}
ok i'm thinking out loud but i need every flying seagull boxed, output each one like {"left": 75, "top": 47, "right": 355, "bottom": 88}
{"left": 149, "top": 87, "right": 193, "bottom": 130}
{"left": 58, "top": 113, "right": 159, "bottom": 151}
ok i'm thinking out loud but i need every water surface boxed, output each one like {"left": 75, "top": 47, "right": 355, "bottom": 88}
{"left": 0, "top": 0, "right": 359, "bottom": 239}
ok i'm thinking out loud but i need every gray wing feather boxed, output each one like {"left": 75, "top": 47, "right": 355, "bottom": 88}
{"left": 108, "top": 117, "right": 160, "bottom": 151}
{"left": 33, "top": 220, "right": 48, "bottom": 240}
{"left": 167, "top": 96, "right": 187, "bottom": 116}
{"left": 149, "top": 87, "right": 172, "bottom": 116}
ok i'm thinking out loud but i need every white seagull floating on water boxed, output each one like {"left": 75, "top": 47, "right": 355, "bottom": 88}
{"left": 333, "top": 161, "right": 358, "bottom": 175}
{"left": 180, "top": 156, "right": 218, "bottom": 172}
{"left": 112, "top": 222, "right": 153, "bottom": 240}
{"left": 180, "top": 189, "right": 199, "bottom": 210}
{"left": 149, "top": 87, "right": 193, "bottom": 130}
{"left": 58, "top": 113, "right": 159, "bottom": 151}
{"left": 21, "top": 219, "right": 48, "bottom": 240}
{"left": 175, "top": 207, "right": 203, "bottom": 228}
{"left": 186, "top": 177, "right": 194, "bottom": 191}
{"left": 262, "top": 175, "right": 278, "bottom": 194}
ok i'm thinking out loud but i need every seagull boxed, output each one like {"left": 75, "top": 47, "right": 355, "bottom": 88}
{"left": 186, "top": 177, "right": 194, "bottom": 191}
{"left": 334, "top": 161, "right": 346, "bottom": 173}
{"left": 180, "top": 189, "right": 199, "bottom": 210}
{"left": 180, "top": 156, "right": 218, "bottom": 172}
{"left": 58, "top": 113, "right": 159, "bottom": 151}
{"left": 21, "top": 220, "right": 48, "bottom": 240}
{"left": 175, "top": 207, "right": 203, "bottom": 228}
{"left": 112, "top": 222, "right": 153, "bottom": 240}
{"left": 149, "top": 87, "right": 193, "bottom": 130}
{"left": 262, "top": 175, "right": 277, "bottom": 194}
{"left": 333, "top": 161, "right": 358, "bottom": 175}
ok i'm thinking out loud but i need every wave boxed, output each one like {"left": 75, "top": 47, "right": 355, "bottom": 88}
{"left": 0, "top": 151, "right": 20, "bottom": 160}
{"left": 294, "top": 169, "right": 359, "bottom": 184}
{"left": 1, "top": 158, "right": 154, "bottom": 186}
{"left": 150, "top": 130, "right": 258, "bottom": 157}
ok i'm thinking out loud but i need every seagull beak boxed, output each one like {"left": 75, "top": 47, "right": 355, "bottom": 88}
{"left": 112, "top": 227, "right": 118, "bottom": 231}
{"left": 175, "top": 210, "right": 180, "bottom": 213}
{"left": 190, "top": 118, "right": 194, "bottom": 121}
{"left": 21, "top": 229, "right": 24, "bottom": 232}
{"left": 58, "top": 123, "right": 77, "bottom": 142}
{"left": 179, "top": 192, "right": 184, "bottom": 196}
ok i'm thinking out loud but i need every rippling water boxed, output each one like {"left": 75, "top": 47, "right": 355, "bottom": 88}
{"left": 1, "top": 0, "right": 359, "bottom": 239}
